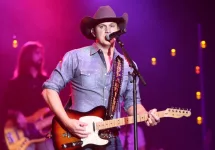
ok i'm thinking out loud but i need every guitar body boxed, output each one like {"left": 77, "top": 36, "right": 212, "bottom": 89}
{"left": 4, "top": 107, "right": 53, "bottom": 150}
{"left": 4, "top": 127, "right": 45, "bottom": 150}
{"left": 52, "top": 106, "right": 107, "bottom": 150}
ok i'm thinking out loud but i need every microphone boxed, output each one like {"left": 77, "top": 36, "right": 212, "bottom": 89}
{"left": 105, "top": 29, "right": 126, "bottom": 41}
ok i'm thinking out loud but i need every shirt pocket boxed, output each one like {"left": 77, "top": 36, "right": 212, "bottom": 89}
{"left": 80, "top": 69, "right": 97, "bottom": 89}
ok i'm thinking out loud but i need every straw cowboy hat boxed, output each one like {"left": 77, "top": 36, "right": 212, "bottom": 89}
{"left": 80, "top": 5, "right": 128, "bottom": 40}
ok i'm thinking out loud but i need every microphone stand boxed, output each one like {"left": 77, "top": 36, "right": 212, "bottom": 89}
{"left": 116, "top": 37, "right": 146, "bottom": 150}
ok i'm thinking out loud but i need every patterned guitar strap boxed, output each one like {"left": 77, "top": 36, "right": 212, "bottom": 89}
{"left": 106, "top": 55, "right": 124, "bottom": 120}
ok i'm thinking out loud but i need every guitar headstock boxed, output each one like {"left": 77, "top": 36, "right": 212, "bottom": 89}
{"left": 164, "top": 108, "right": 191, "bottom": 118}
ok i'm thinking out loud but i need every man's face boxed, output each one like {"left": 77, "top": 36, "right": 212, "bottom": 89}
{"left": 32, "top": 48, "right": 43, "bottom": 69}
{"left": 93, "top": 22, "right": 119, "bottom": 46}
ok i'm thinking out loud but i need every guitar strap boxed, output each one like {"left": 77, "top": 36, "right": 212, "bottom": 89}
{"left": 106, "top": 56, "right": 124, "bottom": 120}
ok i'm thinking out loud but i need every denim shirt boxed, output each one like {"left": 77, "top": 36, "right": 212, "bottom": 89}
{"left": 42, "top": 43, "right": 141, "bottom": 118}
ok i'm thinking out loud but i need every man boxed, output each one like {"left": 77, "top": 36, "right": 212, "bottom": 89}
{"left": 42, "top": 5, "right": 160, "bottom": 150}
{"left": 1, "top": 41, "right": 54, "bottom": 150}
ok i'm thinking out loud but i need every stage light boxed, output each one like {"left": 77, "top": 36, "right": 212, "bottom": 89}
{"left": 196, "top": 91, "right": 201, "bottom": 100}
{"left": 195, "top": 66, "right": 200, "bottom": 74}
{"left": 171, "top": 49, "right": 176, "bottom": 56}
{"left": 200, "top": 40, "right": 206, "bottom": 49}
{"left": 151, "top": 57, "right": 156, "bottom": 65}
{"left": 12, "top": 35, "right": 18, "bottom": 48}
{"left": 197, "top": 116, "right": 202, "bottom": 125}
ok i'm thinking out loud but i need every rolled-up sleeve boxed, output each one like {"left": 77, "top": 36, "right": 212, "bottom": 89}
{"left": 123, "top": 62, "right": 142, "bottom": 111}
{"left": 42, "top": 50, "right": 78, "bottom": 93}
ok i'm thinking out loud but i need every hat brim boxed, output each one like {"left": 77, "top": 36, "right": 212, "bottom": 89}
{"left": 80, "top": 13, "right": 128, "bottom": 40}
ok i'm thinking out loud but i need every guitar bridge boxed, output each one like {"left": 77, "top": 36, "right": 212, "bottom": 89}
{"left": 61, "top": 141, "right": 83, "bottom": 148}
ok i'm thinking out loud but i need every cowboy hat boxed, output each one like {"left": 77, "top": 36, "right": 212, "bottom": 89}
{"left": 80, "top": 5, "right": 128, "bottom": 40}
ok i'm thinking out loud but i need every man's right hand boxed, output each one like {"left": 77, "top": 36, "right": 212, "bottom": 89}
{"left": 41, "top": 89, "right": 91, "bottom": 138}
{"left": 64, "top": 119, "right": 91, "bottom": 138}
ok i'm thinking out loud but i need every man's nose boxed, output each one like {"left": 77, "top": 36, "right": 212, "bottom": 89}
{"left": 105, "top": 27, "right": 111, "bottom": 33}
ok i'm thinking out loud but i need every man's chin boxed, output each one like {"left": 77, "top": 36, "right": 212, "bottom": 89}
{"left": 102, "top": 41, "right": 111, "bottom": 46}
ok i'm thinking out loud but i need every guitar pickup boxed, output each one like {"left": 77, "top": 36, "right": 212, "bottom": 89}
{"left": 61, "top": 141, "right": 83, "bottom": 148}
{"left": 62, "top": 132, "right": 72, "bottom": 138}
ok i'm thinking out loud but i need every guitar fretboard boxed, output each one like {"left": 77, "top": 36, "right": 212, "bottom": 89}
{"left": 96, "top": 111, "right": 165, "bottom": 130}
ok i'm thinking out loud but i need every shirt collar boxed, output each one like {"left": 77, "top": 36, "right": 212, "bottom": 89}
{"left": 90, "top": 43, "right": 100, "bottom": 56}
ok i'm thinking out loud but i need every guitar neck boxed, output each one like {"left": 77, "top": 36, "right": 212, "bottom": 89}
{"left": 96, "top": 111, "right": 165, "bottom": 130}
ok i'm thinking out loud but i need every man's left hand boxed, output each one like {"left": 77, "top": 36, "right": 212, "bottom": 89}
{"left": 145, "top": 109, "right": 160, "bottom": 126}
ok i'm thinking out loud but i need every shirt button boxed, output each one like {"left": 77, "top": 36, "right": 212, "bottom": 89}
{"left": 104, "top": 98, "right": 107, "bottom": 101}
{"left": 104, "top": 86, "right": 107, "bottom": 89}
{"left": 104, "top": 73, "right": 107, "bottom": 75}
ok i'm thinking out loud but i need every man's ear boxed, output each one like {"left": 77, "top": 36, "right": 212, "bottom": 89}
{"left": 91, "top": 28, "right": 96, "bottom": 37}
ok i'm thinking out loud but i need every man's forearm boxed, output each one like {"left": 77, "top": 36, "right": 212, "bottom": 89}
{"left": 42, "top": 89, "right": 70, "bottom": 125}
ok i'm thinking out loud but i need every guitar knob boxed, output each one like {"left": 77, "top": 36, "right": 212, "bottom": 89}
{"left": 62, "top": 144, "right": 67, "bottom": 148}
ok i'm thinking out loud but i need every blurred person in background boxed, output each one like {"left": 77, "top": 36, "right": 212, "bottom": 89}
{"left": 0, "top": 41, "right": 54, "bottom": 150}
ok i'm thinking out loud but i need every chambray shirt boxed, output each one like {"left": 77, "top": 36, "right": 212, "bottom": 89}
{"left": 43, "top": 43, "right": 141, "bottom": 118}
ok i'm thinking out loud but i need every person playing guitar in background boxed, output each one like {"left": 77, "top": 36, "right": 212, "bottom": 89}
{"left": 0, "top": 41, "right": 55, "bottom": 150}
{"left": 42, "top": 5, "right": 160, "bottom": 150}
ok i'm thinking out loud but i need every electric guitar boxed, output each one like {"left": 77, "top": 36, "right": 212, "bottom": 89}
{"left": 4, "top": 107, "right": 54, "bottom": 150}
{"left": 51, "top": 106, "right": 191, "bottom": 150}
